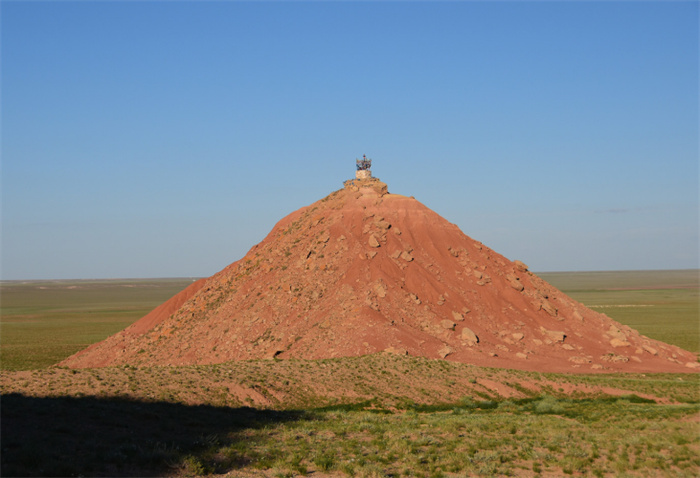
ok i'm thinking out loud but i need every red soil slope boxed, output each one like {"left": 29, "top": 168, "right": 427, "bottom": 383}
{"left": 61, "top": 178, "right": 699, "bottom": 373}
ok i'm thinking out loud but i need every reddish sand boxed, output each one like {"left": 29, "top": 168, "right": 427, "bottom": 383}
{"left": 61, "top": 178, "right": 699, "bottom": 373}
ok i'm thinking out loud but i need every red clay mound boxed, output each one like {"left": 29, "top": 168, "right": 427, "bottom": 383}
{"left": 60, "top": 178, "right": 699, "bottom": 373}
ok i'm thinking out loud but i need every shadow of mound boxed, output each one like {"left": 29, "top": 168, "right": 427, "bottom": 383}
{"left": 1, "top": 393, "right": 305, "bottom": 477}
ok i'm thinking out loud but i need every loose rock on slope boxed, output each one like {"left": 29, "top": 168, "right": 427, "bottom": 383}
{"left": 61, "top": 178, "right": 699, "bottom": 373}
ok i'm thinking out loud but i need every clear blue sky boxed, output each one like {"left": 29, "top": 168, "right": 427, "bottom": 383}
{"left": 2, "top": 1, "right": 698, "bottom": 280}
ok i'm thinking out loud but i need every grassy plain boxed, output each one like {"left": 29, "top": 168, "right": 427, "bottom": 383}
{"left": 2, "top": 355, "right": 699, "bottom": 477}
{"left": 1, "top": 270, "right": 698, "bottom": 477}
{"left": 540, "top": 270, "right": 699, "bottom": 354}
{"left": 0, "top": 278, "right": 197, "bottom": 370}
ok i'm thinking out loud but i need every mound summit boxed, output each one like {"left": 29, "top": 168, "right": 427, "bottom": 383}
{"left": 62, "top": 177, "right": 698, "bottom": 373}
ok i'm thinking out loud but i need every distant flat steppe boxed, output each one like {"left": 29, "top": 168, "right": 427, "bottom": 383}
{"left": 0, "top": 278, "right": 200, "bottom": 371}
{"left": 539, "top": 269, "right": 699, "bottom": 356}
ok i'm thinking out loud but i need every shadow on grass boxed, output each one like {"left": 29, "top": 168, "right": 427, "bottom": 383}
{"left": 1, "top": 393, "right": 305, "bottom": 477}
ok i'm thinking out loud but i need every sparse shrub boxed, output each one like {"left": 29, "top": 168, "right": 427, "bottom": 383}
{"left": 313, "top": 450, "right": 336, "bottom": 471}
{"left": 533, "top": 395, "right": 565, "bottom": 415}
{"left": 290, "top": 453, "right": 308, "bottom": 474}
{"left": 497, "top": 400, "right": 516, "bottom": 412}
{"left": 273, "top": 469, "right": 295, "bottom": 478}
{"left": 338, "top": 461, "right": 355, "bottom": 475}
{"left": 181, "top": 455, "right": 207, "bottom": 476}
{"left": 356, "top": 463, "right": 386, "bottom": 478}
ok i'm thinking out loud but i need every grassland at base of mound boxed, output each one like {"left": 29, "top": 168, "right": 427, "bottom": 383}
{"left": 2, "top": 354, "right": 698, "bottom": 409}
{"left": 2, "top": 355, "right": 699, "bottom": 478}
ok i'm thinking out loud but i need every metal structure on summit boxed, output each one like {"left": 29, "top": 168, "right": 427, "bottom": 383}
{"left": 355, "top": 154, "right": 372, "bottom": 179}
{"left": 356, "top": 154, "right": 372, "bottom": 171}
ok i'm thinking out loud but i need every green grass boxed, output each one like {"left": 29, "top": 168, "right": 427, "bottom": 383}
{"left": 245, "top": 398, "right": 699, "bottom": 478}
{"left": 6, "top": 392, "right": 696, "bottom": 477}
{"left": 0, "top": 279, "right": 198, "bottom": 370}
{"left": 2, "top": 354, "right": 699, "bottom": 476}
